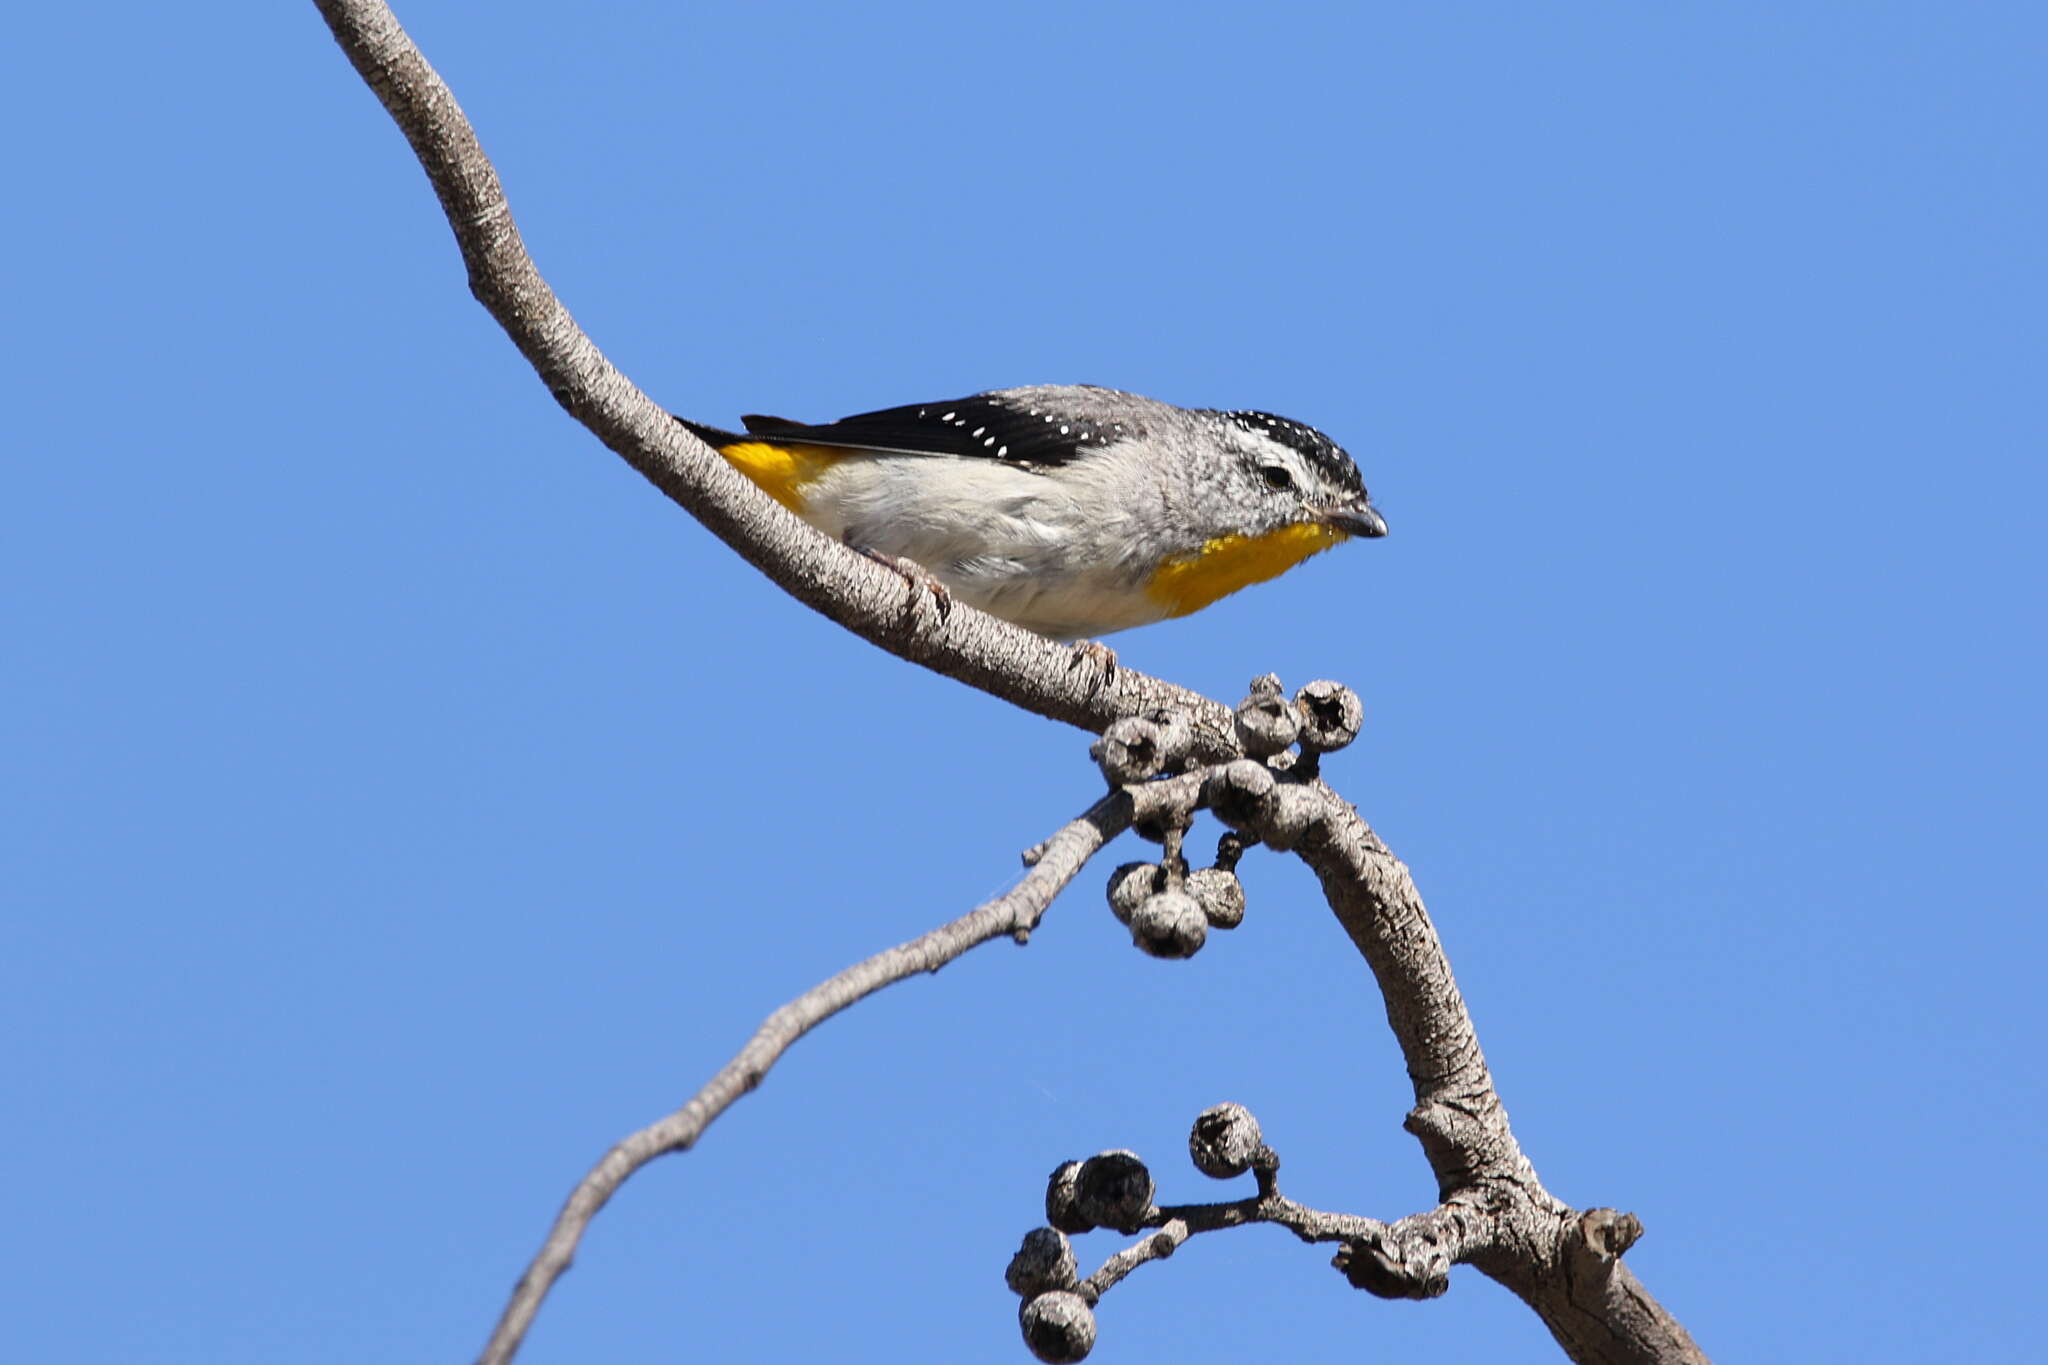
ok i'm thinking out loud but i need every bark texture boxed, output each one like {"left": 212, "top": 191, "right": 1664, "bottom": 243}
{"left": 311, "top": 4, "right": 1708, "bottom": 1362}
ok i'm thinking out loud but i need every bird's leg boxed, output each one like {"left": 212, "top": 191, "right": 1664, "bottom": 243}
{"left": 847, "top": 538, "right": 953, "bottom": 622}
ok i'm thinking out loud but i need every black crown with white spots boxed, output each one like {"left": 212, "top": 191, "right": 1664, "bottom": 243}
{"left": 1219, "top": 410, "right": 1366, "bottom": 498}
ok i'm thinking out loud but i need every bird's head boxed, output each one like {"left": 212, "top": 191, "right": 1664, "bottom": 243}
{"left": 1207, "top": 409, "right": 1388, "bottom": 542}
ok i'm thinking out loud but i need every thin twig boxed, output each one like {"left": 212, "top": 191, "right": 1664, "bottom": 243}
{"left": 1079, "top": 1220, "right": 1188, "bottom": 1300}
{"left": 476, "top": 790, "right": 1138, "bottom": 1365}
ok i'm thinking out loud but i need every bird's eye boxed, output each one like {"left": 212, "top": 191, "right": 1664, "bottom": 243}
{"left": 1260, "top": 465, "right": 1294, "bottom": 491}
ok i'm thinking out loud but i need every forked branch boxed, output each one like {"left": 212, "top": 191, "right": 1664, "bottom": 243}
{"left": 311, "top": 4, "right": 1706, "bottom": 1362}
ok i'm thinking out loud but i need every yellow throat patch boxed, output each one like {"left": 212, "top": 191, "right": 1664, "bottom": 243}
{"left": 716, "top": 441, "right": 844, "bottom": 514}
{"left": 1145, "top": 522, "right": 1346, "bottom": 619}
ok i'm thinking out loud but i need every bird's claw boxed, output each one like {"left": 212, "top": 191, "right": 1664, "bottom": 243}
{"left": 852, "top": 543, "right": 952, "bottom": 622}
{"left": 1067, "top": 638, "right": 1118, "bottom": 688}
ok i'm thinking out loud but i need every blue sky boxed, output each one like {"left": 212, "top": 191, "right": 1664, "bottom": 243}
{"left": 4, "top": 2, "right": 2042, "bottom": 1361}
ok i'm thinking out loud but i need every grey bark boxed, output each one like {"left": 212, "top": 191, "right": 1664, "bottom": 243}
{"left": 310, "top": 4, "right": 1708, "bottom": 1363}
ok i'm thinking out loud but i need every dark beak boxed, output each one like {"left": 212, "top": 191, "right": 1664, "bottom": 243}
{"left": 1321, "top": 502, "right": 1389, "bottom": 539}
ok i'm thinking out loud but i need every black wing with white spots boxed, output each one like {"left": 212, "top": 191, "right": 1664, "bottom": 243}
{"left": 740, "top": 394, "right": 1110, "bottom": 469}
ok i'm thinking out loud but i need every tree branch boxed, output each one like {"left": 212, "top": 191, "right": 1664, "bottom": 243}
{"left": 312, "top": 4, "right": 1707, "bottom": 1360}
{"left": 475, "top": 783, "right": 1182, "bottom": 1365}
{"left": 1219, "top": 765, "right": 1710, "bottom": 1363}
{"left": 310, "top": 0, "right": 1237, "bottom": 759}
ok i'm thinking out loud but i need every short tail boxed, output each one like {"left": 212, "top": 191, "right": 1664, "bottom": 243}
{"left": 674, "top": 414, "right": 744, "bottom": 449}
{"left": 670, "top": 413, "right": 839, "bottom": 515}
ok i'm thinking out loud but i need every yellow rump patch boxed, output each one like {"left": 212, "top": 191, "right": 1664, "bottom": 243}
{"left": 717, "top": 441, "right": 845, "bottom": 514}
{"left": 1145, "top": 523, "right": 1346, "bottom": 619}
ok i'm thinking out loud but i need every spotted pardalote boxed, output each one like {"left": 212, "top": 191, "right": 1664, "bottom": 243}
{"left": 677, "top": 384, "right": 1387, "bottom": 640}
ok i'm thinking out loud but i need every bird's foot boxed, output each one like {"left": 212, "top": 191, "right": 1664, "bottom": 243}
{"left": 1066, "top": 638, "right": 1118, "bottom": 689}
{"left": 850, "top": 542, "right": 953, "bottom": 623}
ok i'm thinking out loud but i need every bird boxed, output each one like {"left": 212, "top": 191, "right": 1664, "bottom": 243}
{"left": 675, "top": 384, "right": 1387, "bottom": 641}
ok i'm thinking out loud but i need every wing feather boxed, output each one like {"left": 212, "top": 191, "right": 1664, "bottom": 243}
{"left": 739, "top": 393, "right": 1102, "bottom": 468}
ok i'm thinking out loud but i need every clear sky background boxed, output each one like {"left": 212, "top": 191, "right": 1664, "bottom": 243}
{"left": 5, "top": 3, "right": 2043, "bottom": 1361}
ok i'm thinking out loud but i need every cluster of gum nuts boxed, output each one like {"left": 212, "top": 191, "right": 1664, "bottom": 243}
{"left": 1105, "top": 841, "right": 1244, "bottom": 959}
{"left": 1100, "top": 676, "right": 1363, "bottom": 960}
{"left": 1005, "top": 1102, "right": 1268, "bottom": 1362}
